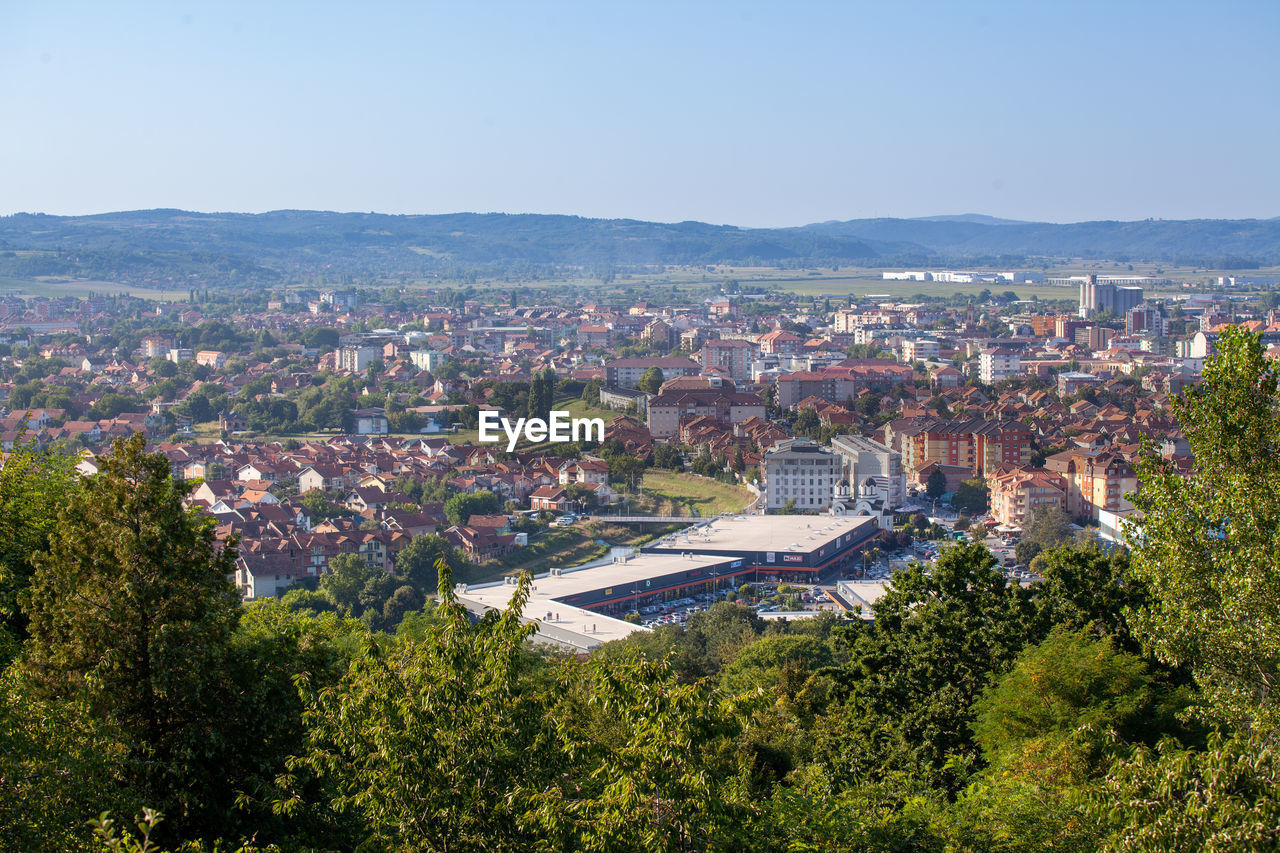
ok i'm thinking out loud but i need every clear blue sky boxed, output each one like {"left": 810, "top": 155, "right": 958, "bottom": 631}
{"left": 2, "top": 1, "right": 1277, "bottom": 226}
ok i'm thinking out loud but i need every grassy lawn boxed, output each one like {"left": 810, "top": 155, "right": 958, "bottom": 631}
{"left": 443, "top": 427, "right": 483, "bottom": 445}
{"left": 637, "top": 470, "right": 752, "bottom": 518}
{"left": 554, "top": 394, "right": 616, "bottom": 421}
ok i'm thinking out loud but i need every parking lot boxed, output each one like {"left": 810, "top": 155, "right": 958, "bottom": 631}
{"left": 633, "top": 527, "right": 1046, "bottom": 628}
{"left": 634, "top": 583, "right": 840, "bottom": 627}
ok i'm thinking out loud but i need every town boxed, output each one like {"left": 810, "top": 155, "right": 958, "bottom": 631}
{"left": 2, "top": 269, "right": 1277, "bottom": 643}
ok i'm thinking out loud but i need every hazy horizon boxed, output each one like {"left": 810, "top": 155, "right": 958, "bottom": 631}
{"left": 4, "top": 208, "right": 1277, "bottom": 230}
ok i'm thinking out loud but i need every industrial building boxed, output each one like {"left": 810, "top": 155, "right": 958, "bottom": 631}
{"left": 456, "top": 514, "right": 881, "bottom": 651}
{"left": 1074, "top": 275, "right": 1145, "bottom": 319}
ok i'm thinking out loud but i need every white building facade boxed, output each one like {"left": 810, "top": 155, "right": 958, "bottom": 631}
{"left": 764, "top": 439, "right": 839, "bottom": 512}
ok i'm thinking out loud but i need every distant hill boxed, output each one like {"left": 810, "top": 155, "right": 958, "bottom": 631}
{"left": 798, "top": 217, "right": 1280, "bottom": 265}
{"left": 908, "top": 213, "right": 1037, "bottom": 226}
{"left": 0, "top": 209, "right": 1277, "bottom": 287}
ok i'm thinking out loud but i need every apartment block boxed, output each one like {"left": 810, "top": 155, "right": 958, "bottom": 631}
{"left": 900, "top": 338, "right": 939, "bottom": 363}
{"left": 1043, "top": 449, "right": 1137, "bottom": 522}
{"left": 645, "top": 388, "right": 766, "bottom": 439}
{"left": 886, "top": 417, "right": 1033, "bottom": 479}
{"left": 700, "top": 338, "right": 755, "bottom": 381}
{"left": 775, "top": 361, "right": 915, "bottom": 407}
{"left": 989, "top": 468, "right": 1068, "bottom": 527}
{"left": 979, "top": 348, "right": 1021, "bottom": 384}
{"left": 336, "top": 345, "right": 382, "bottom": 373}
{"left": 764, "top": 438, "right": 838, "bottom": 512}
{"left": 605, "top": 356, "right": 700, "bottom": 389}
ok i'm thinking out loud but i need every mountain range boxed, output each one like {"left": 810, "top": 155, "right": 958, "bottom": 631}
{"left": 1, "top": 209, "right": 1277, "bottom": 286}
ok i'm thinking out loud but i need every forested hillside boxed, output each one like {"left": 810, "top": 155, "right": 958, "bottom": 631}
{"left": 1, "top": 209, "right": 1278, "bottom": 289}
{"left": 800, "top": 216, "right": 1280, "bottom": 266}
{"left": 1, "top": 328, "right": 1278, "bottom": 852}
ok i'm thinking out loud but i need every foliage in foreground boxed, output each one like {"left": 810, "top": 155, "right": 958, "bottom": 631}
{"left": 0, "top": 327, "right": 1278, "bottom": 851}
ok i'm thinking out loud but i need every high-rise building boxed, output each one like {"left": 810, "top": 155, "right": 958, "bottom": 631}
{"left": 700, "top": 338, "right": 755, "bottom": 381}
{"left": 1125, "top": 303, "right": 1168, "bottom": 336}
{"left": 764, "top": 439, "right": 838, "bottom": 512}
{"left": 336, "top": 345, "right": 382, "bottom": 373}
{"left": 979, "top": 348, "right": 1021, "bottom": 384}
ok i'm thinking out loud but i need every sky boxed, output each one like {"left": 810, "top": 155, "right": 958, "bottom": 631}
{"left": 1, "top": 1, "right": 1277, "bottom": 227}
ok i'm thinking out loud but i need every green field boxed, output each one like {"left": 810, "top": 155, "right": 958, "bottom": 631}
{"left": 636, "top": 470, "right": 753, "bottom": 518}
{"left": 0, "top": 276, "right": 185, "bottom": 301}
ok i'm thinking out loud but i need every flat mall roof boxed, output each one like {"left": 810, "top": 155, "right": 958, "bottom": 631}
{"left": 456, "top": 551, "right": 732, "bottom": 649}
{"left": 646, "top": 514, "right": 877, "bottom": 556}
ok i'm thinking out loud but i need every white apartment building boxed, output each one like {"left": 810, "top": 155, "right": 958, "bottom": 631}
{"left": 336, "top": 345, "right": 382, "bottom": 373}
{"left": 900, "top": 338, "right": 939, "bottom": 363}
{"left": 979, "top": 348, "right": 1021, "bottom": 384}
{"left": 764, "top": 439, "right": 838, "bottom": 512}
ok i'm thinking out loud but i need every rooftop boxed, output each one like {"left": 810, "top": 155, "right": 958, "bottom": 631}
{"left": 646, "top": 514, "right": 876, "bottom": 555}
{"left": 455, "top": 551, "right": 733, "bottom": 649}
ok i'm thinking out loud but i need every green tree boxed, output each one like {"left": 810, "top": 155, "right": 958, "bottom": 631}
{"left": 1032, "top": 543, "right": 1146, "bottom": 650}
{"left": 526, "top": 367, "right": 556, "bottom": 424}
{"left": 1129, "top": 325, "right": 1280, "bottom": 729}
{"left": 1015, "top": 504, "right": 1073, "bottom": 564}
{"left": 719, "top": 634, "right": 833, "bottom": 694}
{"left": 1099, "top": 731, "right": 1280, "bottom": 853}
{"left": 150, "top": 358, "right": 178, "bottom": 378}
{"left": 0, "top": 432, "right": 78, "bottom": 647}
{"left": 444, "top": 490, "right": 501, "bottom": 526}
{"left": 636, "top": 366, "right": 665, "bottom": 395}
{"left": 939, "top": 627, "right": 1179, "bottom": 853}
{"left": 652, "top": 442, "right": 684, "bottom": 470}
{"left": 953, "top": 478, "right": 989, "bottom": 515}
{"left": 925, "top": 467, "right": 947, "bottom": 500}
{"left": 822, "top": 542, "right": 1036, "bottom": 792}
{"left": 298, "top": 489, "right": 342, "bottom": 521}
{"left": 973, "top": 627, "right": 1171, "bottom": 769}
{"left": 394, "top": 533, "right": 463, "bottom": 592}
{"left": 0, "top": 667, "right": 129, "bottom": 852}
{"left": 538, "top": 655, "right": 759, "bottom": 851}
{"left": 794, "top": 407, "right": 819, "bottom": 437}
{"left": 279, "top": 562, "right": 555, "bottom": 852}
{"left": 607, "top": 455, "right": 646, "bottom": 493}
{"left": 89, "top": 392, "right": 145, "bottom": 420}
{"left": 318, "top": 553, "right": 375, "bottom": 616}
{"left": 21, "top": 433, "right": 241, "bottom": 819}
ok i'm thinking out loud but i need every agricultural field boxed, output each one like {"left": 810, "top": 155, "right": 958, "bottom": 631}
{"left": 0, "top": 275, "right": 183, "bottom": 301}
{"left": 431, "top": 261, "right": 1279, "bottom": 304}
